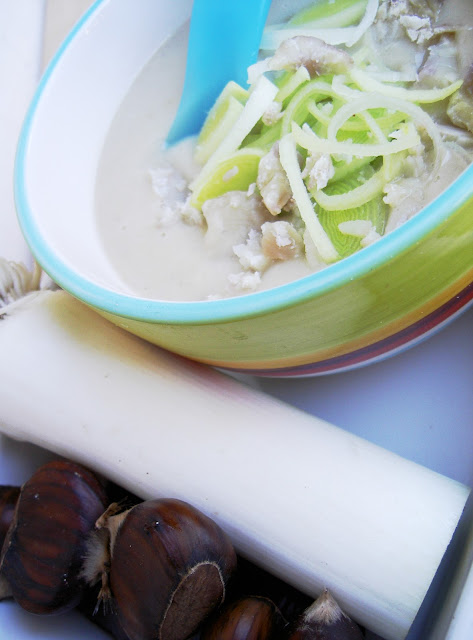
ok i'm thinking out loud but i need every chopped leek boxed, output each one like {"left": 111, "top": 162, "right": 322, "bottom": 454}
{"left": 187, "top": 0, "right": 463, "bottom": 270}
{"left": 321, "top": 127, "right": 376, "bottom": 182}
{"left": 242, "top": 120, "right": 283, "bottom": 151}
{"left": 194, "top": 82, "right": 248, "bottom": 165}
{"left": 311, "top": 165, "right": 386, "bottom": 211}
{"left": 279, "top": 134, "right": 339, "bottom": 263}
{"left": 190, "top": 148, "right": 265, "bottom": 209}
{"left": 190, "top": 75, "right": 278, "bottom": 192}
{"left": 326, "top": 93, "right": 443, "bottom": 172}
{"left": 288, "top": 0, "right": 369, "bottom": 29}
{"left": 281, "top": 79, "right": 339, "bottom": 135}
{"left": 315, "top": 172, "right": 388, "bottom": 257}
{"left": 350, "top": 69, "right": 464, "bottom": 104}
{"left": 344, "top": 0, "right": 379, "bottom": 47}
{"left": 331, "top": 154, "right": 373, "bottom": 182}
{"left": 261, "top": 0, "right": 379, "bottom": 49}
{"left": 275, "top": 66, "right": 311, "bottom": 104}
{"left": 293, "top": 121, "right": 420, "bottom": 158}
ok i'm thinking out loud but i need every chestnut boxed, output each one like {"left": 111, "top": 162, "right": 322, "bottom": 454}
{"left": 0, "top": 460, "right": 108, "bottom": 614}
{"left": 86, "top": 498, "right": 237, "bottom": 640}
{"left": 201, "top": 595, "right": 285, "bottom": 640}
{"left": 0, "top": 486, "right": 20, "bottom": 550}
{"left": 232, "top": 556, "right": 312, "bottom": 622}
{"left": 287, "top": 589, "right": 364, "bottom": 640}
{"left": 79, "top": 581, "right": 132, "bottom": 640}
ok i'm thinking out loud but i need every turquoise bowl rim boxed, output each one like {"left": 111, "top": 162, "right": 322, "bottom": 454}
{"left": 14, "top": 0, "right": 473, "bottom": 326}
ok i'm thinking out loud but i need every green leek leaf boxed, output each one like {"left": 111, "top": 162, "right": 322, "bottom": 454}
{"left": 315, "top": 169, "right": 388, "bottom": 257}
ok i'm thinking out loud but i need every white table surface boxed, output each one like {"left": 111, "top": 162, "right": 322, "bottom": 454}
{"left": 0, "top": 2, "right": 472, "bottom": 639}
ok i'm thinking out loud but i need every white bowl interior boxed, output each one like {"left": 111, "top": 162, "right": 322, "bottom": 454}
{"left": 22, "top": 0, "right": 192, "bottom": 292}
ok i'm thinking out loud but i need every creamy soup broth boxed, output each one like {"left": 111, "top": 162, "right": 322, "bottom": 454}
{"left": 96, "top": 23, "right": 314, "bottom": 301}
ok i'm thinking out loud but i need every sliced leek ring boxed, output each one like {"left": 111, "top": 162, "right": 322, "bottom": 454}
{"left": 190, "top": 148, "right": 265, "bottom": 209}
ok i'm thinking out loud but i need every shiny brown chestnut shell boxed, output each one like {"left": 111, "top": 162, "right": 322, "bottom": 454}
{"left": 0, "top": 460, "right": 108, "bottom": 614}
{"left": 202, "top": 595, "right": 285, "bottom": 640}
{"left": 109, "top": 498, "right": 237, "bottom": 640}
{"left": 0, "top": 486, "right": 20, "bottom": 550}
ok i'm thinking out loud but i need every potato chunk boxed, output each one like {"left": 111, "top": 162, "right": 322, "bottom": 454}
{"left": 256, "top": 143, "right": 292, "bottom": 215}
{"left": 202, "top": 192, "right": 270, "bottom": 257}
{"left": 261, "top": 221, "right": 303, "bottom": 261}
{"left": 268, "top": 36, "right": 353, "bottom": 77}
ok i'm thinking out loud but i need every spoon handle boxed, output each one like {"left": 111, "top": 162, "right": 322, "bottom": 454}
{"left": 166, "top": 0, "right": 272, "bottom": 146}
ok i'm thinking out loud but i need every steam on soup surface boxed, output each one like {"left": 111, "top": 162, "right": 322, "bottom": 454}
{"left": 95, "top": 0, "right": 473, "bottom": 301}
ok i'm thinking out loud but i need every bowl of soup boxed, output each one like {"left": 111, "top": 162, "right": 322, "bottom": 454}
{"left": 14, "top": 0, "right": 473, "bottom": 376}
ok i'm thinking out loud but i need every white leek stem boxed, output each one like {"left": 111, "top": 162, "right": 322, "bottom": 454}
{"left": 0, "top": 287, "right": 469, "bottom": 640}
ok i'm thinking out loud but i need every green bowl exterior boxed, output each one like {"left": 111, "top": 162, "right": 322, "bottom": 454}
{"left": 98, "top": 194, "right": 473, "bottom": 375}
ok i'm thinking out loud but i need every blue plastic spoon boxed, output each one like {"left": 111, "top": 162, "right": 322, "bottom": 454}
{"left": 165, "top": 0, "right": 272, "bottom": 147}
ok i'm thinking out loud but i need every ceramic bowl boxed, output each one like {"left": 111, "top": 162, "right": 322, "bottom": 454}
{"left": 14, "top": 0, "right": 473, "bottom": 377}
